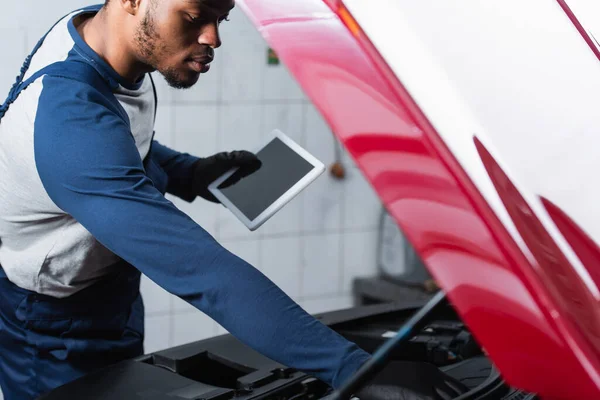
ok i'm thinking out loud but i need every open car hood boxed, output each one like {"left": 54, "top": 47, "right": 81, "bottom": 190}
{"left": 237, "top": 0, "right": 600, "bottom": 398}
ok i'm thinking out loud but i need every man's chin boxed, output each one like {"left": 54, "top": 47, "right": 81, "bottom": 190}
{"left": 160, "top": 70, "right": 200, "bottom": 90}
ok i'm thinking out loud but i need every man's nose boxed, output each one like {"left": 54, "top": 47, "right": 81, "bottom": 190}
{"left": 198, "top": 23, "right": 222, "bottom": 49}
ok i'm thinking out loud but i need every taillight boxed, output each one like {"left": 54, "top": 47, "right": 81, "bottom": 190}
{"left": 337, "top": 4, "right": 361, "bottom": 38}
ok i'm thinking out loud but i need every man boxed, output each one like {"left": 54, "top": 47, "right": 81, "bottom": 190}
{"left": 0, "top": 1, "right": 373, "bottom": 398}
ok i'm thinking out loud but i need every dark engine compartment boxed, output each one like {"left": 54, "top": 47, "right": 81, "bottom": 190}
{"left": 39, "top": 301, "right": 537, "bottom": 400}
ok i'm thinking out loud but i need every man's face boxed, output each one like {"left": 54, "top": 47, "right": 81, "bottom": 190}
{"left": 134, "top": 0, "right": 234, "bottom": 89}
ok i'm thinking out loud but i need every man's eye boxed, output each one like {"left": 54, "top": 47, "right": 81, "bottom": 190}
{"left": 187, "top": 14, "right": 205, "bottom": 25}
{"left": 187, "top": 13, "right": 229, "bottom": 26}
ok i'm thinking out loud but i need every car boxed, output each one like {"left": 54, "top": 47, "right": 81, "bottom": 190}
{"left": 41, "top": 1, "right": 600, "bottom": 399}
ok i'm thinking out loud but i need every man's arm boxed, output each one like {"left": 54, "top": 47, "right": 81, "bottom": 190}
{"left": 149, "top": 140, "right": 200, "bottom": 202}
{"left": 34, "top": 75, "right": 370, "bottom": 388}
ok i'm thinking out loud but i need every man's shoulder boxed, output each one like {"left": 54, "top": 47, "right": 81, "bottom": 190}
{"left": 34, "top": 68, "right": 128, "bottom": 127}
{"left": 40, "top": 60, "right": 108, "bottom": 89}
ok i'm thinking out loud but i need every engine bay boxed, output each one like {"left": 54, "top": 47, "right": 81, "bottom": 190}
{"left": 40, "top": 301, "right": 537, "bottom": 400}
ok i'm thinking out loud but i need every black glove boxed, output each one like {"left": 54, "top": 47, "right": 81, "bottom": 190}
{"left": 192, "top": 150, "right": 262, "bottom": 203}
{"left": 354, "top": 361, "right": 469, "bottom": 400}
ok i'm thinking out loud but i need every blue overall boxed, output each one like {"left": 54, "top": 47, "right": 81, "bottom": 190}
{"left": 0, "top": 60, "right": 148, "bottom": 399}
{"left": 0, "top": 7, "right": 370, "bottom": 399}
{"left": 0, "top": 264, "right": 143, "bottom": 399}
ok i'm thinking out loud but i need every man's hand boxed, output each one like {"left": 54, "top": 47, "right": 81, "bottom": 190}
{"left": 192, "top": 151, "right": 262, "bottom": 203}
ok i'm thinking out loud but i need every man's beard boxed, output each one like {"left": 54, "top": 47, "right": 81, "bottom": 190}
{"left": 134, "top": 8, "right": 196, "bottom": 89}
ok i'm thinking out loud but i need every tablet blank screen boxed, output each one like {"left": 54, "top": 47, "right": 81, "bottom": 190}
{"left": 218, "top": 137, "right": 315, "bottom": 221}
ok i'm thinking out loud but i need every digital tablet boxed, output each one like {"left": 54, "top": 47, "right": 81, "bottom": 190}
{"left": 208, "top": 129, "right": 326, "bottom": 231}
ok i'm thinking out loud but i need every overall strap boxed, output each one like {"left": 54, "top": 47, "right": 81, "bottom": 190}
{"left": 0, "top": 60, "right": 128, "bottom": 124}
{"left": 24, "top": 60, "right": 110, "bottom": 92}
{"left": 0, "top": 6, "right": 106, "bottom": 118}
{"left": 0, "top": 8, "right": 85, "bottom": 120}
{"left": 1, "top": 16, "right": 70, "bottom": 116}
{"left": 0, "top": 64, "right": 62, "bottom": 120}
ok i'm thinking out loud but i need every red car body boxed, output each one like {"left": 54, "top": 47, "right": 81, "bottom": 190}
{"left": 237, "top": 1, "right": 600, "bottom": 399}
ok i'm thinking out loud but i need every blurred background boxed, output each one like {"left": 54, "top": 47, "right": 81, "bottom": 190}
{"left": 0, "top": 1, "right": 436, "bottom": 370}
{"left": 2, "top": 2, "right": 599, "bottom": 399}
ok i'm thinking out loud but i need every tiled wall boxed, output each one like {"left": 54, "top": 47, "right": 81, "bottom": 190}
{"left": 0, "top": 3, "right": 383, "bottom": 375}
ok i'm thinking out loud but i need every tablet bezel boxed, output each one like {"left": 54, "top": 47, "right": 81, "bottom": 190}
{"left": 208, "top": 129, "right": 326, "bottom": 231}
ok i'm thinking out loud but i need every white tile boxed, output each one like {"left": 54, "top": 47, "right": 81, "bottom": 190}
{"left": 153, "top": 105, "right": 174, "bottom": 147}
{"left": 300, "top": 295, "right": 354, "bottom": 316}
{"left": 220, "top": 9, "right": 264, "bottom": 45}
{"left": 171, "top": 51, "right": 222, "bottom": 104}
{"left": 342, "top": 230, "right": 379, "bottom": 293}
{"left": 173, "top": 104, "right": 219, "bottom": 157}
{"left": 219, "top": 8, "right": 266, "bottom": 102}
{"left": 302, "top": 104, "right": 343, "bottom": 232}
{"left": 220, "top": 239, "right": 261, "bottom": 267}
{"left": 305, "top": 104, "right": 336, "bottom": 165}
{"left": 218, "top": 104, "right": 263, "bottom": 151}
{"left": 261, "top": 193, "right": 303, "bottom": 237}
{"left": 144, "top": 315, "right": 171, "bottom": 354}
{"left": 263, "top": 61, "right": 305, "bottom": 101}
{"left": 0, "top": 3, "right": 22, "bottom": 30}
{"left": 262, "top": 103, "right": 305, "bottom": 144}
{"left": 302, "top": 174, "right": 344, "bottom": 233}
{"left": 260, "top": 237, "right": 302, "bottom": 299}
{"left": 334, "top": 135, "right": 360, "bottom": 172}
{"left": 341, "top": 145, "right": 359, "bottom": 171}
{"left": 23, "top": 0, "right": 86, "bottom": 46}
{"left": 343, "top": 168, "right": 382, "bottom": 230}
{"left": 0, "top": 27, "right": 27, "bottom": 103}
{"left": 140, "top": 275, "right": 171, "bottom": 315}
{"left": 172, "top": 311, "right": 218, "bottom": 347}
{"left": 301, "top": 233, "right": 342, "bottom": 298}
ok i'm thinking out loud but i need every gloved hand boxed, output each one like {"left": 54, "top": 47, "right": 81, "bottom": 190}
{"left": 354, "top": 361, "right": 469, "bottom": 400}
{"left": 192, "top": 150, "right": 262, "bottom": 203}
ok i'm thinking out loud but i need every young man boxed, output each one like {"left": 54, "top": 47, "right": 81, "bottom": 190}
{"left": 0, "top": 1, "right": 372, "bottom": 398}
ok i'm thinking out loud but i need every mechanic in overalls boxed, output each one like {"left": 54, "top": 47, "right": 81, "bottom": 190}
{"left": 0, "top": 1, "right": 371, "bottom": 398}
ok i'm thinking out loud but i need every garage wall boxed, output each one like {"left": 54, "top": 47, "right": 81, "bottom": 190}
{"left": 0, "top": 0, "right": 382, "bottom": 366}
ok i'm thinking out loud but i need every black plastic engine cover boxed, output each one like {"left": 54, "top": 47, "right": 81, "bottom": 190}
{"left": 39, "top": 304, "right": 409, "bottom": 400}
{"left": 38, "top": 302, "right": 536, "bottom": 400}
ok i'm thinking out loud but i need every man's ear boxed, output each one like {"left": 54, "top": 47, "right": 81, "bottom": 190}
{"left": 119, "top": 0, "right": 143, "bottom": 16}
